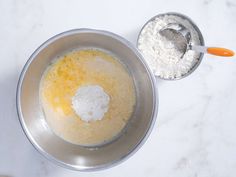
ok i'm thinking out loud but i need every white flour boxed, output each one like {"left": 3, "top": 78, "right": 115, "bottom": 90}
{"left": 72, "top": 85, "right": 110, "bottom": 122}
{"left": 138, "top": 14, "right": 201, "bottom": 79}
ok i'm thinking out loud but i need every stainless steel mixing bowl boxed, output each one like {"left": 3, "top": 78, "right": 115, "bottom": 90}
{"left": 16, "top": 29, "right": 158, "bottom": 171}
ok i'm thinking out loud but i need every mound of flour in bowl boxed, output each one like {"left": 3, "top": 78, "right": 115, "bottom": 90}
{"left": 72, "top": 85, "right": 110, "bottom": 122}
{"left": 138, "top": 14, "right": 202, "bottom": 79}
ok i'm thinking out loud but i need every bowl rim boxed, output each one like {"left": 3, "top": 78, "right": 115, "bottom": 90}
{"left": 16, "top": 28, "right": 159, "bottom": 171}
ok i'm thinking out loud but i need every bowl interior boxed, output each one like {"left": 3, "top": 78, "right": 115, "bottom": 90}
{"left": 17, "top": 29, "right": 157, "bottom": 170}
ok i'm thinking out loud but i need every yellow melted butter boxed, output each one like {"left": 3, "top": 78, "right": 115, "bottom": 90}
{"left": 40, "top": 49, "right": 136, "bottom": 145}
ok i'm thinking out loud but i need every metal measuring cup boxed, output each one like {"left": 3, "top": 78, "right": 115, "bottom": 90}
{"left": 137, "top": 12, "right": 205, "bottom": 80}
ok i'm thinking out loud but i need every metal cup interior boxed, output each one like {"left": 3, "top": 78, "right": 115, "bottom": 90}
{"left": 16, "top": 29, "right": 158, "bottom": 171}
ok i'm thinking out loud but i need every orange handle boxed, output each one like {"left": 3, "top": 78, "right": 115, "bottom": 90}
{"left": 207, "top": 47, "right": 234, "bottom": 57}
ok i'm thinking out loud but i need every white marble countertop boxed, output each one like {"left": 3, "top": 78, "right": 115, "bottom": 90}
{"left": 1, "top": 0, "right": 236, "bottom": 176}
